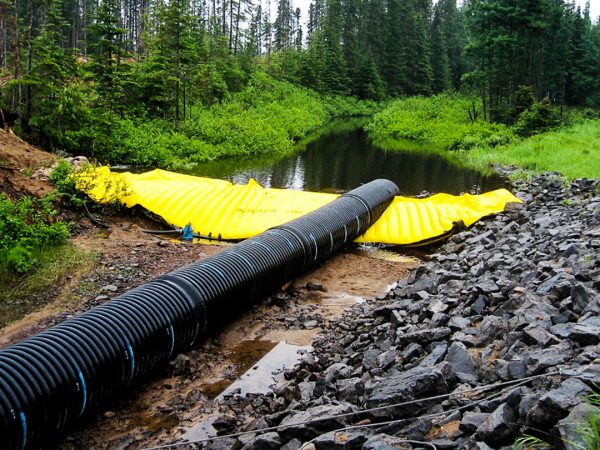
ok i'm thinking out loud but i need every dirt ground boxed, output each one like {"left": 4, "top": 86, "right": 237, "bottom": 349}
{"left": 0, "top": 128, "right": 57, "bottom": 198}
{"left": 0, "top": 131, "right": 419, "bottom": 449}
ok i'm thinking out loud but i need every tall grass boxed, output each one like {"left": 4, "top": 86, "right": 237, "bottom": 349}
{"left": 467, "top": 120, "right": 600, "bottom": 180}
{"left": 367, "top": 94, "right": 600, "bottom": 180}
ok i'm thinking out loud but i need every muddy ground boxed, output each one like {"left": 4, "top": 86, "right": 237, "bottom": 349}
{"left": 0, "top": 130, "right": 419, "bottom": 449}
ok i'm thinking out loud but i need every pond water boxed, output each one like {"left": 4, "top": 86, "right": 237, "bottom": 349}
{"left": 187, "top": 120, "right": 506, "bottom": 195}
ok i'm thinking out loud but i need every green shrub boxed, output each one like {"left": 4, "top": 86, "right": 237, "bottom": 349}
{"left": 49, "top": 160, "right": 90, "bottom": 208}
{"left": 514, "top": 100, "right": 562, "bottom": 137}
{"left": 366, "top": 94, "right": 515, "bottom": 151}
{"left": 107, "top": 72, "right": 379, "bottom": 168}
{"left": 0, "top": 194, "right": 70, "bottom": 274}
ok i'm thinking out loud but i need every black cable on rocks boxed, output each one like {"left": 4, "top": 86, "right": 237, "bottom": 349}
{"left": 144, "top": 370, "right": 562, "bottom": 450}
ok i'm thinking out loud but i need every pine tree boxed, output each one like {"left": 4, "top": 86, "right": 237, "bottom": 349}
{"left": 437, "top": 0, "right": 467, "bottom": 89}
{"left": 565, "top": 5, "right": 598, "bottom": 106}
{"left": 340, "top": 0, "right": 359, "bottom": 94}
{"left": 315, "top": 0, "right": 349, "bottom": 95}
{"left": 26, "top": 0, "right": 88, "bottom": 149}
{"left": 146, "top": 0, "right": 198, "bottom": 124}
{"left": 273, "top": 0, "right": 293, "bottom": 50}
{"left": 87, "top": 0, "right": 131, "bottom": 117}
{"left": 430, "top": 3, "right": 451, "bottom": 93}
{"left": 401, "top": 0, "right": 432, "bottom": 95}
{"left": 380, "top": 0, "right": 404, "bottom": 96}
{"left": 354, "top": 50, "right": 385, "bottom": 100}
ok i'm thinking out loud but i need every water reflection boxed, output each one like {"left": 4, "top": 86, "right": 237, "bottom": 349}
{"left": 188, "top": 121, "right": 506, "bottom": 195}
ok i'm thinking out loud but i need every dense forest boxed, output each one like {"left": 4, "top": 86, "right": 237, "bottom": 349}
{"left": 0, "top": 0, "right": 599, "bottom": 162}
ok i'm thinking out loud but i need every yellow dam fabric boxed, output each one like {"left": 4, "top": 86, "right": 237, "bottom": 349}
{"left": 77, "top": 167, "right": 521, "bottom": 246}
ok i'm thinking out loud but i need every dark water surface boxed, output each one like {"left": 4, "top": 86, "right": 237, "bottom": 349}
{"left": 188, "top": 121, "right": 506, "bottom": 195}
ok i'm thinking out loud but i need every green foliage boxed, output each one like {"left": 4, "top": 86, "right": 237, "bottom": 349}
{"left": 514, "top": 100, "right": 562, "bottom": 137}
{"left": 0, "top": 194, "right": 69, "bottom": 275}
{"left": 105, "top": 73, "right": 375, "bottom": 169}
{"left": 513, "top": 435, "right": 550, "bottom": 450}
{"left": 467, "top": 119, "right": 600, "bottom": 180}
{"left": 366, "top": 94, "right": 514, "bottom": 150}
{"left": 49, "top": 160, "right": 89, "bottom": 208}
{"left": 513, "top": 393, "right": 600, "bottom": 450}
{"left": 575, "top": 393, "right": 600, "bottom": 450}
{"left": 0, "top": 244, "right": 96, "bottom": 327}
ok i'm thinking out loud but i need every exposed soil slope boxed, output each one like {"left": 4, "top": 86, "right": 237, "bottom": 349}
{"left": 0, "top": 128, "right": 56, "bottom": 198}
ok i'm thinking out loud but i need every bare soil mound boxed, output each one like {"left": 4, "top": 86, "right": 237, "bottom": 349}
{"left": 0, "top": 129, "right": 56, "bottom": 198}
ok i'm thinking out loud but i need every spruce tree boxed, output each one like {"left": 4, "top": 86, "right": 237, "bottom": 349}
{"left": 87, "top": 0, "right": 131, "bottom": 117}
{"left": 400, "top": 0, "right": 432, "bottom": 95}
{"left": 430, "top": 3, "right": 451, "bottom": 93}
{"left": 565, "top": 6, "right": 598, "bottom": 106}
{"left": 380, "top": 0, "right": 405, "bottom": 96}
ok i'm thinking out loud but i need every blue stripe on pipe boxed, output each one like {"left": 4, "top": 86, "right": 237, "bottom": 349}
{"left": 309, "top": 234, "right": 318, "bottom": 260}
{"left": 126, "top": 341, "right": 136, "bottom": 382}
{"left": 78, "top": 371, "right": 88, "bottom": 416}
{"left": 19, "top": 411, "right": 27, "bottom": 450}
{"left": 203, "top": 263, "right": 226, "bottom": 280}
{"left": 167, "top": 323, "right": 175, "bottom": 356}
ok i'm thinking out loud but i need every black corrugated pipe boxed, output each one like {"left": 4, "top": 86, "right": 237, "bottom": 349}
{"left": 0, "top": 179, "right": 399, "bottom": 449}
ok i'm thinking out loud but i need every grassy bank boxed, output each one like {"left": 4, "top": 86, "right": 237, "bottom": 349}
{"left": 467, "top": 120, "right": 600, "bottom": 179}
{"left": 367, "top": 94, "right": 600, "bottom": 180}
{"left": 0, "top": 244, "right": 96, "bottom": 327}
{"left": 0, "top": 193, "right": 97, "bottom": 326}
{"left": 366, "top": 94, "right": 514, "bottom": 151}
{"left": 105, "top": 73, "right": 379, "bottom": 169}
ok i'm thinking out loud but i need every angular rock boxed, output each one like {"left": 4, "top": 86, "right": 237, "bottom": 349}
{"left": 366, "top": 365, "right": 450, "bottom": 415}
{"left": 475, "top": 279, "right": 500, "bottom": 294}
{"left": 476, "top": 403, "right": 517, "bottom": 445}
{"left": 311, "top": 430, "right": 367, "bottom": 449}
{"left": 324, "top": 363, "right": 352, "bottom": 383}
{"left": 570, "top": 284, "right": 594, "bottom": 313}
{"left": 205, "top": 437, "right": 238, "bottom": 450}
{"left": 280, "top": 438, "right": 302, "bottom": 450}
{"left": 525, "top": 342, "right": 573, "bottom": 375}
{"left": 362, "top": 349, "right": 380, "bottom": 370}
{"left": 377, "top": 349, "right": 397, "bottom": 369}
{"left": 551, "top": 402, "right": 600, "bottom": 450}
{"left": 336, "top": 378, "right": 364, "bottom": 404}
{"left": 448, "top": 316, "right": 471, "bottom": 332}
{"left": 471, "top": 295, "right": 487, "bottom": 315}
{"left": 523, "top": 324, "right": 561, "bottom": 347}
{"left": 396, "top": 327, "right": 451, "bottom": 345}
{"left": 242, "top": 432, "right": 281, "bottom": 450}
{"left": 277, "top": 402, "right": 356, "bottom": 441}
{"left": 444, "top": 342, "right": 475, "bottom": 376}
{"left": 401, "top": 342, "right": 423, "bottom": 362}
{"left": 550, "top": 323, "right": 600, "bottom": 345}
{"left": 362, "top": 434, "right": 407, "bottom": 450}
{"left": 476, "top": 316, "right": 507, "bottom": 346}
{"left": 460, "top": 412, "right": 489, "bottom": 433}
{"left": 527, "top": 378, "right": 592, "bottom": 427}
{"left": 420, "top": 342, "right": 448, "bottom": 367}
{"left": 169, "top": 354, "right": 191, "bottom": 376}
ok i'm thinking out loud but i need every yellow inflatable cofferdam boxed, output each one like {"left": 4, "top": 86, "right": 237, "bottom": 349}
{"left": 76, "top": 167, "right": 521, "bottom": 246}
